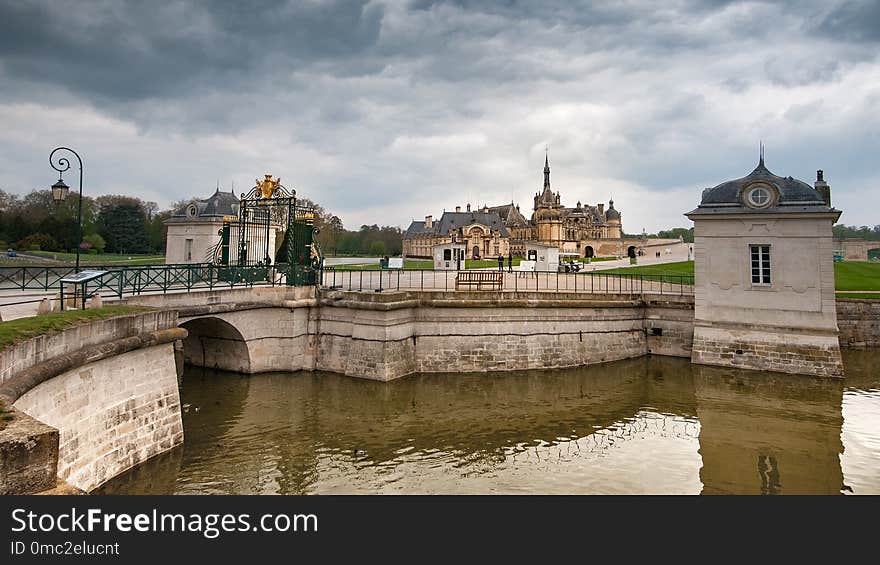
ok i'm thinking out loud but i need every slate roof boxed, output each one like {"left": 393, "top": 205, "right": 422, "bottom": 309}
{"left": 169, "top": 189, "right": 240, "bottom": 220}
{"left": 487, "top": 204, "right": 529, "bottom": 227}
{"left": 404, "top": 211, "right": 510, "bottom": 239}
{"left": 687, "top": 159, "right": 838, "bottom": 216}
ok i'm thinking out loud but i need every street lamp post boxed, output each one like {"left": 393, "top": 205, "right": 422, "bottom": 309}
{"left": 49, "top": 147, "right": 84, "bottom": 273}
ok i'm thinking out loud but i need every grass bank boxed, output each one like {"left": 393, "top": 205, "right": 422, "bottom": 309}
{"left": 0, "top": 252, "right": 165, "bottom": 267}
{"left": 601, "top": 261, "right": 695, "bottom": 281}
{"left": 0, "top": 305, "right": 151, "bottom": 351}
{"left": 602, "top": 260, "right": 880, "bottom": 291}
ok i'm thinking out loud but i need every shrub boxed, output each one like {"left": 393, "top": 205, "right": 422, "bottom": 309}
{"left": 17, "top": 233, "right": 58, "bottom": 252}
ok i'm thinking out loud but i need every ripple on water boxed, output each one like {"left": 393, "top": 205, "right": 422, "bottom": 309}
{"left": 96, "top": 352, "right": 880, "bottom": 495}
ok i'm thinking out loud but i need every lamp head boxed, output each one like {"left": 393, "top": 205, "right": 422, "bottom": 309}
{"left": 51, "top": 178, "right": 69, "bottom": 203}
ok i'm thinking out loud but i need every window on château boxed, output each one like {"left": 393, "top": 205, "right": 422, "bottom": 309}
{"left": 750, "top": 245, "right": 771, "bottom": 284}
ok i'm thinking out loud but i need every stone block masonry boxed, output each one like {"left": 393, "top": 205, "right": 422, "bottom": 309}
{"left": 308, "top": 291, "right": 689, "bottom": 380}
{"left": 691, "top": 325, "right": 844, "bottom": 378}
{"left": 0, "top": 310, "right": 185, "bottom": 493}
{"left": 0, "top": 410, "right": 58, "bottom": 495}
{"left": 836, "top": 299, "right": 880, "bottom": 348}
{"left": 12, "top": 342, "right": 183, "bottom": 492}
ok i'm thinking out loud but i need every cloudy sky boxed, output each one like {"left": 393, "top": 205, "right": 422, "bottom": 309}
{"left": 0, "top": 0, "right": 877, "bottom": 233}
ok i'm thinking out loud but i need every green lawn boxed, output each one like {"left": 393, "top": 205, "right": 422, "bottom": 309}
{"left": 602, "top": 261, "right": 695, "bottom": 280}
{"left": 603, "top": 260, "right": 880, "bottom": 291}
{"left": 834, "top": 262, "right": 880, "bottom": 291}
{"left": 836, "top": 293, "right": 880, "bottom": 300}
{"left": 0, "top": 306, "right": 150, "bottom": 351}
{"left": 25, "top": 251, "right": 166, "bottom": 266}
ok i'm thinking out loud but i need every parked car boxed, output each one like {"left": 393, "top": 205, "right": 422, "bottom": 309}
{"left": 6, "top": 248, "right": 16, "bottom": 257}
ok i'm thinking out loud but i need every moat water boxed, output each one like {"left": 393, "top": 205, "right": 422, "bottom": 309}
{"left": 98, "top": 350, "right": 880, "bottom": 495}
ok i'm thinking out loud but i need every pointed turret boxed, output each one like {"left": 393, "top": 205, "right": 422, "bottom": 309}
{"left": 543, "top": 153, "right": 551, "bottom": 189}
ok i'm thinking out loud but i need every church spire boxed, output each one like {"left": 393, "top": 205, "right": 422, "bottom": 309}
{"left": 543, "top": 151, "right": 551, "bottom": 190}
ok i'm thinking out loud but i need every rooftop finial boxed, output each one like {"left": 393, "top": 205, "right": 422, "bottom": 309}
{"left": 759, "top": 141, "right": 765, "bottom": 166}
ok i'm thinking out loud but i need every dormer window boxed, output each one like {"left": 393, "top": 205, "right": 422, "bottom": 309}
{"left": 743, "top": 182, "right": 776, "bottom": 209}
{"left": 749, "top": 187, "right": 770, "bottom": 206}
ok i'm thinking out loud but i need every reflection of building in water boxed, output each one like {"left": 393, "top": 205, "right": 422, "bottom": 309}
{"left": 98, "top": 356, "right": 854, "bottom": 495}
{"left": 692, "top": 364, "right": 844, "bottom": 495}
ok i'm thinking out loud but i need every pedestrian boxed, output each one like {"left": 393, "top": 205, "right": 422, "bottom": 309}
{"left": 497, "top": 254, "right": 504, "bottom": 271}
{"left": 507, "top": 251, "right": 513, "bottom": 272}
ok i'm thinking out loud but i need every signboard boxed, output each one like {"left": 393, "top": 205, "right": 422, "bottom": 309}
{"left": 59, "top": 270, "right": 107, "bottom": 283}
{"left": 387, "top": 258, "right": 404, "bottom": 269}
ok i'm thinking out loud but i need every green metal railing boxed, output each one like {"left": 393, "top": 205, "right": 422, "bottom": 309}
{"left": 0, "top": 263, "right": 286, "bottom": 309}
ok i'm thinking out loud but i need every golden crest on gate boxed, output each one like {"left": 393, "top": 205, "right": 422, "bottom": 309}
{"left": 256, "top": 173, "right": 281, "bottom": 199}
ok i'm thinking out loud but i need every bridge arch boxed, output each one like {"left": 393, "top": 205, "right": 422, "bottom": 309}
{"left": 180, "top": 317, "right": 251, "bottom": 373}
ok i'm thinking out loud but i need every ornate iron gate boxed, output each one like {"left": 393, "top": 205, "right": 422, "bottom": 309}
{"left": 211, "top": 174, "right": 321, "bottom": 286}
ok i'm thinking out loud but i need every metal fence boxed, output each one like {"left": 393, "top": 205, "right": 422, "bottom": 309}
{"left": 321, "top": 268, "right": 694, "bottom": 295}
{"left": 0, "top": 263, "right": 283, "bottom": 293}
{"left": 0, "top": 263, "right": 287, "bottom": 311}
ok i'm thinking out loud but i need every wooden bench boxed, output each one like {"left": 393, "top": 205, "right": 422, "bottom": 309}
{"left": 455, "top": 270, "right": 504, "bottom": 290}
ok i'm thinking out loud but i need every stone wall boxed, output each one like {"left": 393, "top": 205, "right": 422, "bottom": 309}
{"left": 0, "top": 309, "right": 177, "bottom": 387}
{"left": 691, "top": 325, "right": 843, "bottom": 378}
{"left": 837, "top": 299, "right": 880, "bottom": 348}
{"left": 299, "top": 291, "right": 695, "bottom": 381}
{"left": 12, "top": 342, "right": 183, "bottom": 492}
{"left": 644, "top": 295, "right": 695, "bottom": 358}
{"left": 0, "top": 310, "right": 184, "bottom": 493}
{"left": 0, "top": 410, "right": 58, "bottom": 495}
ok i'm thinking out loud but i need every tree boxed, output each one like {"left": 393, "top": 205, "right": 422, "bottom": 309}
{"left": 369, "top": 240, "right": 387, "bottom": 256}
{"left": 82, "top": 233, "right": 106, "bottom": 253}
{"left": 657, "top": 227, "right": 694, "bottom": 243}
{"left": 97, "top": 200, "right": 150, "bottom": 254}
{"left": 148, "top": 210, "right": 172, "bottom": 253}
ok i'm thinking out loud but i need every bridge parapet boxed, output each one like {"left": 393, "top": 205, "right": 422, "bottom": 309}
{"left": 0, "top": 310, "right": 185, "bottom": 493}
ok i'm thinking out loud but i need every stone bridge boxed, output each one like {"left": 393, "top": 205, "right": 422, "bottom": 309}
{"left": 123, "top": 285, "right": 696, "bottom": 381}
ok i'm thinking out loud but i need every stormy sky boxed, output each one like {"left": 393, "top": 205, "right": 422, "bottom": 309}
{"left": 0, "top": 0, "right": 878, "bottom": 233}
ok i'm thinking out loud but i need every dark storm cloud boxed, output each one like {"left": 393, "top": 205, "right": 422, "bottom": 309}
{"left": 0, "top": 0, "right": 384, "bottom": 101}
{"left": 0, "top": 0, "right": 877, "bottom": 231}
{"left": 817, "top": 0, "right": 880, "bottom": 42}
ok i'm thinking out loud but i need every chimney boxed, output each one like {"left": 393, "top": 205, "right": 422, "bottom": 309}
{"left": 598, "top": 203, "right": 604, "bottom": 214}
{"left": 455, "top": 206, "right": 461, "bottom": 213}
{"left": 815, "top": 170, "right": 831, "bottom": 207}
{"left": 425, "top": 215, "right": 433, "bottom": 229}
{"left": 466, "top": 203, "right": 471, "bottom": 212}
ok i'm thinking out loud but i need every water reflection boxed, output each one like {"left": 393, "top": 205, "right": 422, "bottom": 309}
{"left": 98, "top": 351, "right": 880, "bottom": 495}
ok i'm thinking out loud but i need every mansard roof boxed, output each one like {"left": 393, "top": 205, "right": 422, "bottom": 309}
{"left": 687, "top": 158, "right": 839, "bottom": 217}
{"left": 404, "top": 211, "right": 511, "bottom": 239}
{"left": 168, "top": 189, "right": 240, "bottom": 222}
{"left": 436, "top": 211, "right": 510, "bottom": 237}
